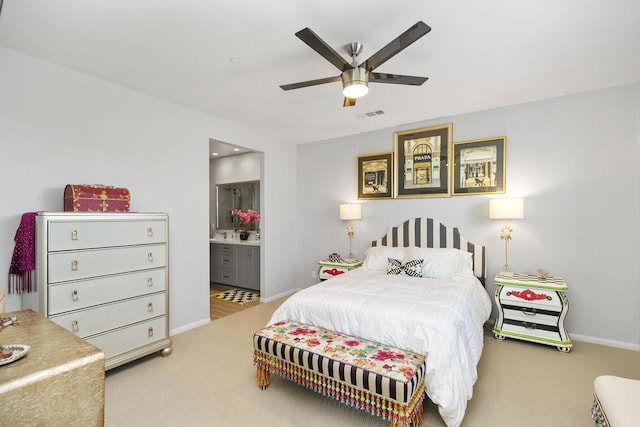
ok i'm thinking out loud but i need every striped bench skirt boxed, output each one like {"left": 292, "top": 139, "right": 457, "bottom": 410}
{"left": 253, "top": 320, "right": 427, "bottom": 427}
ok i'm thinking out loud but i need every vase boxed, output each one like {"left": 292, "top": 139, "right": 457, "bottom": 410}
{"left": 239, "top": 231, "right": 249, "bottom": 241}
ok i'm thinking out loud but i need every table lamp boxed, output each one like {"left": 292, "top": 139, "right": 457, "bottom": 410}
{"left": 489, "top": 198, "right": 524, "bottom": 273}
{"left": 339, "top": 203, "right": 362, "bottom": 260}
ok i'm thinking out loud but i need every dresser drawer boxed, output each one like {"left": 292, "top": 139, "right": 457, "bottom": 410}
{"left": 48, "top": 268, "right": 167, "bottom": 315}
{"left": 502, "top": 305, "right": 560, "bottom": 326}
{"left": 501, "top": 318, "right": 561, "bottom": 341}
{"left": 217, "top": 268, "right": 235, "bottom": 285}
{"left": 87, "top": 316, "right": 168, "bottom": 360}
{"left": 499, "top": 285, "right": 561, "bottom": 310}
{"left": 50, "top": 292, "right": 167, "bottom": 338}
{"left": 216, "top": 244, "right": 236, "bottom": 252}
{"left": 48, "top": 244, "right": 167, "bottom": 283}
{"left": 48, "top": 219, "right": 167, "bottom": 251}
{"left": 219, "top": 251, "right": 234, "bottom": 268}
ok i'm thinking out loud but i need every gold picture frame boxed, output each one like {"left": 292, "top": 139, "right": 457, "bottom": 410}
{"left": 357, "top": 152, "right": 393, "bottom": 200}
{"left": 453, "top": 136, "right": 506, "bottom": 195}
{"left": 394, "top": 123, "right": 452, "bottom": 198}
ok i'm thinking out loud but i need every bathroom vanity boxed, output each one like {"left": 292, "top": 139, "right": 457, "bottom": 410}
{"left": 210, "top": 239, "right": 260, "bottom": 291}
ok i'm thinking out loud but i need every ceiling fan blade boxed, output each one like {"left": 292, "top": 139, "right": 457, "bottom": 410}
{"left": 370, "top": 73, "right": 429, "bottom": 86}
{"left": 280, "top": 75, "right": 342, "bottom": 91}
{"left": 362, "top": 21, "right": 431, "bottom": 72}
{"left": 343, "top": 97, "right": 357, "bottom": 107}
{"left": 295, "top": 28, "right": 352, "bottom": 72}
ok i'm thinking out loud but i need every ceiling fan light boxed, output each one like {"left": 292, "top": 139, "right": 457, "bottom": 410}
{"left": 343, "top": 82, "right": 369, "bottom": 99}
{"left": 342, "top": 68, "right": 369, "bottom": 99}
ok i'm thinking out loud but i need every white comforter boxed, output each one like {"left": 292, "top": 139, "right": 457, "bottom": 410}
{"left": 268, "top": 268, "right": 492, "bottom": 427}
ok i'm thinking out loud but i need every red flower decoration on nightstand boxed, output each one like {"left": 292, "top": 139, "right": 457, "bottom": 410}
{"left": 323, "top": 268, "right": 344, "bottom": 276}
{"left": 508, "top": 289, "right": 549, "bottom": 301}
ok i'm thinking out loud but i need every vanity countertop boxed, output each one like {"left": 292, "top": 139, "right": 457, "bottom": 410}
{"left": 210, "top": 238, "right": 260, "bottom": 246}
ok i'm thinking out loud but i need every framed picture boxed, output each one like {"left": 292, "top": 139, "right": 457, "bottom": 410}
{"left": 453, "top": 136, "right": 506, "bottom": 195}
{"left": 394, "top": 123, "right": 452, "bottom": 198}
{"left": 357, "top": 152, "right": 393, "bottom": 199}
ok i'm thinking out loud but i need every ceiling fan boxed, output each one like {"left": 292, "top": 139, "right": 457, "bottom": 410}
{"left": 280, "top": 21, "right": 431, "bottom": 107}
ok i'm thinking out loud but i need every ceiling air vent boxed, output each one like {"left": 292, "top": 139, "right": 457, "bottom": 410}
{"left": 364, "top": 110, "right": 385, "bottom": 117}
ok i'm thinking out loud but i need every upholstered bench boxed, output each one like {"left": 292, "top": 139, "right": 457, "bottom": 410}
{"left": 592, "top": 375, "right": 640, "bottom": 426}
{"left": 253, "top": 320, "right": 427, "bottom": 427}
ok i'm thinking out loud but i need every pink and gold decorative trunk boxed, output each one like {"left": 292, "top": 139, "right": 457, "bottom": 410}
{"left": 64, "top": 184, "right": 130, "bottom": 212}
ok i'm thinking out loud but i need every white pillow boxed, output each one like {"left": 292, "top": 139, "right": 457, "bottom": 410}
{"left": 404, "top": 246, "right": 475, "bottom": 280}
{"left": 362, "top": 246, "right": 405, "bottom": 271}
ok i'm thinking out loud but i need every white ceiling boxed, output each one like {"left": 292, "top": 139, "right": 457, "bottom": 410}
{"left": 209, "top": 139, "right": 252, "bottom": 159}
{"left": 1, "top": 0, "right": 639, "bottom": 146}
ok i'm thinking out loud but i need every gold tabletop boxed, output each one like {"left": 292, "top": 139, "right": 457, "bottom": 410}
{"left": 0, "top": 309, "right": 105, "bottom": 426}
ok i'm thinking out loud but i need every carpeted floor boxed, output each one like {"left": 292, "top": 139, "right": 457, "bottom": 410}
{"left": 105, "top": 297, "right": 640, "bottom": 426}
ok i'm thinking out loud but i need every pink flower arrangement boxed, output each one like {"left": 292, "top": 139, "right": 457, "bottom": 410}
{"left": 231, "top": 209, "right": 260, "bottom": 224}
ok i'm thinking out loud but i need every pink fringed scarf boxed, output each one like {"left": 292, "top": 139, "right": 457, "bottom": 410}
{"left": 8, "top": 212, "right": 37, "bottom": 294}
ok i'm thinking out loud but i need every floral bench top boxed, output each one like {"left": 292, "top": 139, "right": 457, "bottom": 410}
{"left": 256, "top": 320, "right": 425, "bottom": 383}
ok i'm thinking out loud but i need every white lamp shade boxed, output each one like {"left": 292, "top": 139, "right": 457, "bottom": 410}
{"left": 489, "top": 198, "right": 524, "bottom": 219}
{"left": 339, "top": 203, "right": 362, "bottom": 220}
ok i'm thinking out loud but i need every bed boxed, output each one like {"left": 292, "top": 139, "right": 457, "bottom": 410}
{"left": 268, "top": 218, "right": 492, "bottom": 427}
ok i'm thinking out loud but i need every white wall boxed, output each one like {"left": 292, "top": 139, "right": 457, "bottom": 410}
{"left": 296, "top": 82, "right": 640, "bottom": 349}
{"left": 0, "top": 47, "right": 298, "bottom": 332}
{"left": 210, "top": 152, "right": 262, "bottom": 184}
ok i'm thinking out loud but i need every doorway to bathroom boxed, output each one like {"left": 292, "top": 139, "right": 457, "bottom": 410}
{"left": 208, "top": 139, "right": 264, "bottom": 320}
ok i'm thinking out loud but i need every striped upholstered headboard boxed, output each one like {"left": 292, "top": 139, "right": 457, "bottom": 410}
{"left": 371, "top": 218, "right": 486, "bottom": 285}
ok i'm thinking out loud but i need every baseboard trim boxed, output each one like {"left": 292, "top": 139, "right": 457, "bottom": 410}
{"left": 569, "top": 333, "right": 640, "bottom": 351}
{"left": 170, "top": 318, "right": 211, "bottom": 336}
{"left": 262, "top": 288, "right": 300, "bottom": 303}
{"left": 170, "top": 289, "right": 299, "bottom": 335}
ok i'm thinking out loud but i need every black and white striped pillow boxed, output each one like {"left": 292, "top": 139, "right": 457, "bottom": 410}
{"left": 387, "top": 258, "right": 424, "bottom": 277}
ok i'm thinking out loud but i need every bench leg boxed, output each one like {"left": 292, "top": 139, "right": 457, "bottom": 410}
{"left": 257, "top": 366, "right": 270, "bottom": 390}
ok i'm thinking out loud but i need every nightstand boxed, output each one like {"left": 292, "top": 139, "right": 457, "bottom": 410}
{"left": 318, "top": 259, "right": 362, "bottom": 281}
{"left": 493, "top": 272, "right": 573, "bottom": 352}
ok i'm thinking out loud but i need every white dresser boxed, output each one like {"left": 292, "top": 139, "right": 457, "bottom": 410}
{"left": 23, "top": 212, "right": 173, "bottom": 370}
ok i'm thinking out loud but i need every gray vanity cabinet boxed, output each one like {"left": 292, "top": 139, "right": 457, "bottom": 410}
{"left": 211, "top": 242, "right": 260, "bottom": 291}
